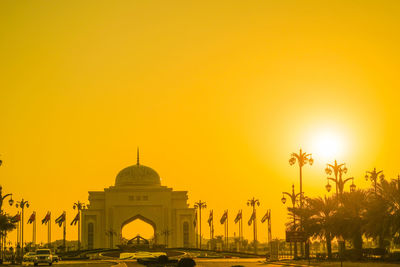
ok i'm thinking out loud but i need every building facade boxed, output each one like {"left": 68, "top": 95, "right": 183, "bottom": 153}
{"left": 81, "top": 156, "right": 195, "bottom": 249}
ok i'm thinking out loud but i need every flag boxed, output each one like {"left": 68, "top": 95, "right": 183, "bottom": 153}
{"left": 193, "top": 210, "right": 197, "bottom": 227}
{"left": 41, "top": 212, "right": 51, "bottom": 225}
{"left": 248, "top": 211, "right": 255, "bottom": 226}
{"left": 220, "top": 210, "right": 228, "bottom": 224}
{"left": 234, "top": 210, "right": 242, "bottom": 224}
{"left": 55, "top": 211, "right": 66, "bottom": 227}
{"left": 11, "top": 213, "right": 21, "bottom": 223}
{"left": 27, "top": 211, "right": 36, "bottom": 224}
{"left": 207, "top": 210, "right": 213, "bottom": 226}
{"left": 70, "top": 212, "right": 80, "bottom": 226}
{"left": 261, "top": 210, "right": 270, "bottom": 223}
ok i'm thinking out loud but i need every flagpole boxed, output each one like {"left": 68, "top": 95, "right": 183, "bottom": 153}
{"left": 33, "top": 211, "right": 36, "bottom": 248}
{"left": 224, "top": 211, "right": 226, "bottom": 249}
{"left": 237, "top": 210, "right": 241, "bottom": 251}
{"left": 195, "top": 213, "right": 198, "bottom": 249}
{"left": 195, "top": 212, "right": 198, "bottom": 249}
{"left": 268, "top": 210, "right": 272, "bottom": 258}
{"left": 247, "top": 197, "right": 260, "bottom": 255}
{"left": 227, "top": 211, "right": 229, "bottom": 250}
{"left": 225, "top": 210, "right": 228, "bottom": 250}
{"left": 78, "top": 210, "right": 81, "bottom": 251}
{"left": 17, "top": 214, "right": 20, "bottom": 247}
{"left": 268, "top": 209, "right": 272, "bottom": 244}
{"left": 63, "top": 212, "right": 66, "bottom": 252}
{"left": 48, "top": 212, "right": 51, "bottom": 249}
{"left": 20, "top": 212, "right": 22, "bottom": 249}
{"left": 17, "top": 215, "right": 20, "bottom": 247}
{"left": 254, "top": 207, "right": 257, "bottom": 254}
{"left": 224, "top": 213, "right": 226, "bottom": 249}
{"left": 241, "top": 214, "right": 243, "bottom": 248}
{"left": 209, "top": 211, "right": 212, "bottom": 246}
{"left": 212, "top": 214, "right": 214, "bottom": 241}
{"left": 211, "top": 214, "right": 214, "bottom": 246}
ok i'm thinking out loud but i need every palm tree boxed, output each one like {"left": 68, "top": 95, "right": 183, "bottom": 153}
{"left": 364, "top": 178, "right": 392, "bottom": 249}
{"left": 386, "top": 177, "right": 400, "bottom": 245}
{"left": 0, "top": 213, "right": 17, "bottom": 235}
{"left": 0, "top": 213, "right": 17, "bottom": 262}
{"left": 291, "top": 196, "right": 337, "bottom": 259}
{"left": 335, "top": 190, "right": 368, "bottom": 259}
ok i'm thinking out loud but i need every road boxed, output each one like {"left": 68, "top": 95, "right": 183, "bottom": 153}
{"left": 20, "top": 259, "right": 310, "bottom": 267}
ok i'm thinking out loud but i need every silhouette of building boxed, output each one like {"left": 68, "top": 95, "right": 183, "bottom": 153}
{"left": 81, "top": 153, "right": 195, "bottom": 249}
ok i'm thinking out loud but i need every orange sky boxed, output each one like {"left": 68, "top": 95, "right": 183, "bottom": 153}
{"left": 1, "top": 0, "right": 400, "bottom": 245}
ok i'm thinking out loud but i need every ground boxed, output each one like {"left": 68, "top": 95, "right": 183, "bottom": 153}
{"left": 14, "top": 259, "right": 400, "bottom": 267}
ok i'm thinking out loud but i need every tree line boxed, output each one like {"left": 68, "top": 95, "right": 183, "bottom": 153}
{"left": 288, "top": 174, "right": 400, "bottom": 259}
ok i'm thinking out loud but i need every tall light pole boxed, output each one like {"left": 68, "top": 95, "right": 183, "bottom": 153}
{"left": 15, "top": 199, "right": 29, "bottom": 260}
{"left": 0, "top": 153, "right": 14, "bottom": 213}
{"left": 325, "top": 160, "right": 355, "bottom": 260}
{"left": 73, "top": 201, "right": 85, "bottom": 251}
{"left": 289, "top": 149, "right": 313, "bottom": 210}
{"left": 325, "top": 160, "right": 356, "bottom": 203}
{"left": 289, "top": 149, "right": 313, "bottom": 257}
{"left": 0, "top": 187, "right": 14, "bottom": 213}
{"left": 365, "top": 168, "right": 384, "bottom": 196}
{"left": 194, "top": 200, "right": 206, "bottom": 249}
{"left": 0, "top": 185, "right": 13, "bottom": 264}
{"left": 281, "top": 184, "right": 301, "bottom": 258}
{"left": 247, "top": 197, "right": 260, "bottom": 254}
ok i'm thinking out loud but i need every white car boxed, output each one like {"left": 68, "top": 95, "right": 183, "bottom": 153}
{"left": 23, "top": 252, "right": 36, "bottom": 262}
{"left": 34, "top": 249, "right": 53, "bottom": 266}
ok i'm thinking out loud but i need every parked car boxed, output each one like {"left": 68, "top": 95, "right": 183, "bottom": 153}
{"left": 34, "top": 249, "right": 53, "bottom": 266}
{"left": 52, "top": 254, "right": 60, "bottom": 262}
{"left": 23, "top": 252, "right": 36, "bottom": 262}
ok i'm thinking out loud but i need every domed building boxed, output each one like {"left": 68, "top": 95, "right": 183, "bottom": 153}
{"left": 81, "top": 151, "right": 195, "bottom": 249}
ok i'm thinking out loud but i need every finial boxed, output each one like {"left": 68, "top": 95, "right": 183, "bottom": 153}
{"left": 137, "top": 147, "right": 140, "bottom": 165}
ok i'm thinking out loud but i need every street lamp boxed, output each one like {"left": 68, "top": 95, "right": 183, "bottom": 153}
{"left": 289, "top": 149, "right": 313, "bottom": 257}
{"left": 365, "top": 168, "right": 384, "bottom": 196}
{"left": 15, "top": 199, "right": 29, "bottom": 260}
{"left": 194, "top": 200, "right": 206, "bottom": 249}
{"left": 247, "top": 197, "right": 260, "bottom": 254}
{"left": 281, "top": 184, "right": 301, "bottom": 258}
{"left": 289, "top": 149, "right": 313, "bottom": 209}
{"left": 73, "top": 201, "right": 86, "bottom": 250}
{"left": 350, "top": 180, "right": 356, "bottom": 193}
{"left": 0, "top": 185, "right": 14, "bottom": 213}
{"left": 325, "top": 160, "right": 355, "bottom": 203}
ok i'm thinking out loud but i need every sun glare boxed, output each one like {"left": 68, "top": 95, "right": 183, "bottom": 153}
{"left": 310, "top": 130, "right": 345, "bottom": 162}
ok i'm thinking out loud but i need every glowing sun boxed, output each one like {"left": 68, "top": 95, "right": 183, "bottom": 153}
{"left": 310, "top": 130, "right": 345, "bottom": 161}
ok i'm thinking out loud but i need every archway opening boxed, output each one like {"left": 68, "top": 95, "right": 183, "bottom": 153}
{"left": 122, "top": 218, "right": 155, "bottom": 242}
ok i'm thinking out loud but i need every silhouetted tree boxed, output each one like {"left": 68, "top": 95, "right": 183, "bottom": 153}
{"left": 291, "top": 196, "right": 337, "bottom": 259}
{"left": 0, "top": 213, "right": 17, "bottom": 233}
{"left": 335, "top": 190, "right": 367, "bottom": 259}
{"left": 385, "top": 177, "right": 400, "bottom": 245}
{"left": 364, "top": 178, "right": 392, "bottom": 249}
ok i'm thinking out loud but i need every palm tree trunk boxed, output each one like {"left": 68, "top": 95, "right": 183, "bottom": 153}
{"left": 353, "top": 229, "right": 363, "bottom": 260}
{"left": 326, "top": 233, "right": 332, "bottom": 259}
{"left": 379, "top": 232, "right": 385, "bottom": 249}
